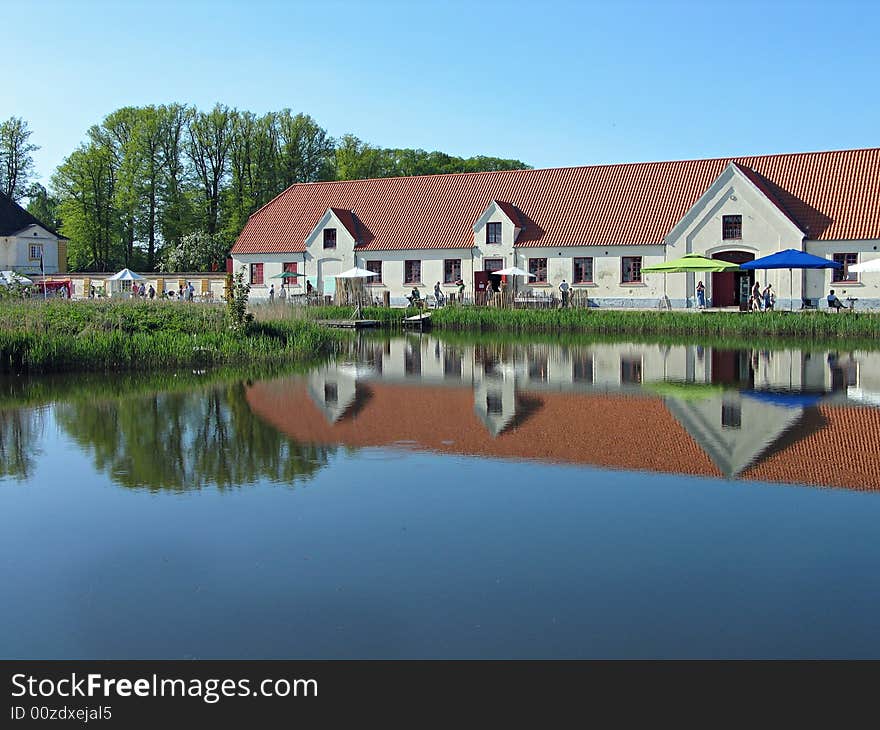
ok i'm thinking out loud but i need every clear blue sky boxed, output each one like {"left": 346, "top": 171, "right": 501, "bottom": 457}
{"left": 6, "top": 0, "right": 879, "bottom": 185}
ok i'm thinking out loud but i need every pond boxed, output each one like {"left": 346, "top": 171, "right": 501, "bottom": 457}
{"left": 3, "top": 334, "right": 880, "bottom": 658}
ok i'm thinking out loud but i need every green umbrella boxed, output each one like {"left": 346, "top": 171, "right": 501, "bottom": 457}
{"left": 642, "top": 253, "right": 741, "bottom": 308}
{"left": 642, "top": 253, "right": 741, "bottom": 273}
{"left": 271, "top": 271, "right": 305, "bottom": 279}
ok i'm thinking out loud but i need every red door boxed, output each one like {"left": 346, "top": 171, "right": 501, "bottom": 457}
{"left": 711, "top": 251, "right": 754, "bottom": 307}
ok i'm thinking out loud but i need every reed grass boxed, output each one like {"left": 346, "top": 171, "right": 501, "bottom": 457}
{"left": 0, "top": 300, "right": 344, "bottom": 374}
{"left": 429, "top": 306, "right": 880, "bottom": 340}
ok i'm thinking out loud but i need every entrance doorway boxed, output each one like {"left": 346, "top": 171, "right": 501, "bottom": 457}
{"left": 483, "top": 258, "right": 504, "bottom": 292}
{"left": 711, "top": 251, "right": 754, "bottom": 308}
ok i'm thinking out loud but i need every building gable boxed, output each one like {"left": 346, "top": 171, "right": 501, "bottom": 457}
{"left": 665, "top": 162, "right": 806, "bottom": 255}
{"left": 305, "top": 208, "right": 358, "bottom": 252}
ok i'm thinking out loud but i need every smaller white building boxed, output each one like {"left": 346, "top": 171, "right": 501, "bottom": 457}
{"left": 0, "top": 193, "right": 67, "bottom": 275}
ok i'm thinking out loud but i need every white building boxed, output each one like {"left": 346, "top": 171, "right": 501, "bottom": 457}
{"left": 0, "top": 193, "right": 67, "bottom": 275}
{"left": 231, "top": 148, "right": 880, "bottom": 309}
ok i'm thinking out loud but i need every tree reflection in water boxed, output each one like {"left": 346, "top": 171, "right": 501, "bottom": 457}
{"left": 0, "top": 408, "right": 46, "bottom": 480}
{"left": 54, "top": 382, "right": 334, "bottom": 491}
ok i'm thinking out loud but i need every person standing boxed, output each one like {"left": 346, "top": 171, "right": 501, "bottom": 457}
{"left": 148, "top": 284, "right": 155, "bottom": 300}
{"left": 279, "top": 284, "right": 287, "bottom": 302}
{"left": 751, "top": 280, "right": 762, "bottom": 311}
{"left": 434, "top": 281, "right": 443, "bottom": 307}
{"left": 187, "top": 281, "right": 195, "bottom": 301}
{"left": 762, "top": 283, "right": 773, "bottom": 311}
{"left": 456, "top": 277, "right": 465, "bottom": 301}
{"left": 696, "top": 280, "right": 706, "bottom": 309}
{"left": 269, "top": 284, "right": 275, "bottom": 302}
{"left": 559, "top": 279, "right": 570, "bottom": 308}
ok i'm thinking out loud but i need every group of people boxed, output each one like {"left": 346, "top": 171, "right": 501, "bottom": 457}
{"left": 748, "top": 281, "right": 776, "bottom": 312}
{"left": 405, "top": 280, "right": 465, "bottom": 308}
{"left": 268, "top": 280, "right": 315, "bottom": 303}
{"left": 121, "top": 281, "right": 194, "bottom": 301}
{"left": 694, "top": 280, "right": 775, "bottom": 311}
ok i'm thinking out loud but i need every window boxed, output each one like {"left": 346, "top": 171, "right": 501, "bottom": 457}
{"left": 443, "top": 349, "right": 462, "bottom": 378}
{"left": 528, "top": 355, "right": 548, "bottom": 382}
{"left": 528, "top": 258, "right": 548, "bottom": 283}
{"left": 486, "top": 222, "right": 502, "bottom": 244}
{"left": 29, "top": 244, "right": 43, "bottom": 261}
{"left": 405, "top": 344, "right": 421, "bottom": 375}
{"left": 621, "top": 357, "right": 642, "bottom": 384}
{"left": 283, "top": 262, "right": 298, "bottom": 285}
{"left": 573, "top": 257, "right": 593, "bottom": 284}
{"left": 365, "top": 260, "right": 382, "bottom": 283}
{"left": 484, "top": 258, "right": 504, "bottom": 273}
{"left": 404, "top": 260, "right": 421, "bottom": 284}
{"left": 444, "top": 259, "right": 462, "bottom": 284}
{"left": 573, "top": 354, "right": 593, "bottom": 382}
{"left": 721, "top": 402, "right": 742, "bottom": 429}
{"left": 323, "top": 228, "right": 337, "bottom": 249}
{"left": 250, "top": 263, "right": 264, "bottom": 285}
{"left": 722, "top": 215, "right": 742, "bottom": 240}
{"left": 833, "top": 253, "right": 859, "bottom": 282}
{"left": 621, "top": 256, "right": 642, "bottom": 284}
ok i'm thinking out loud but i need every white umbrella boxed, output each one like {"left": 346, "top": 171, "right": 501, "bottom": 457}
{"left": 493, "top": 266, "right": 536, "bottom": 277}
{"left": 333, "top": 267, "right": 379, "bottom": 279}
{"left": 330, "top": 267, "right": 377, "bottom": 319}
{"left": 0, "top": 271, "right": 33, "bottom": 286}
{"left": 106, "top": 268, "right": 145, "bottom": 281}
{"left": 847, "top": 259, "right": 880, "bottom": 274}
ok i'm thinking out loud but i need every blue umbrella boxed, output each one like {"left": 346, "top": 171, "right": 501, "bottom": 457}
{"left": 741, "top": 389, "right": 825, "bottom": 409}
{"left": 740, "top": 249, "right": 842, "bottom": 310}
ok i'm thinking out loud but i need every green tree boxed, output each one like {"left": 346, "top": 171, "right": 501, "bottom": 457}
{"left": 0, "top": 117, "right": 39, "bottom": 201}
{"left": 0, "top": 117, "right": 40, "bottom": 201}
{"left": 25, "top": 183, "right": 61, "bottom": 231}
{"left": 157, "top": 103, "right": 196, "bottom": 252}
{"left": 160, "top": 230, "right": 227, "bottom": 272}
{"left": 52, "top": 142, "right": 118, "bottom": 270}
{"left": 188, "top": 103, "right": 235, "bottom": 235}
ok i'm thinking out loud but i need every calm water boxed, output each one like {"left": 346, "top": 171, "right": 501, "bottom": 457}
{"left": 3, "top": 334, "right": 880, "bottom": 658}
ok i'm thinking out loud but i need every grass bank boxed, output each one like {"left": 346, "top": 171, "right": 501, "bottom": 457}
{"left": 0, "top": 300, "right": 345, "bottom": 374}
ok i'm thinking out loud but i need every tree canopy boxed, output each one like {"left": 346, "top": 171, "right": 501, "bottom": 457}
{"left": 0, "top": 117, "right": 38, "bottom": 202}
{"left": 8, "top": 106, "right": 530, "bottom": 272}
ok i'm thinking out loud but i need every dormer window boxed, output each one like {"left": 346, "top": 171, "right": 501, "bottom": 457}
{"left": 722, "top": 215, "right": 742, "bottom": 240}
{"left": 323, "top": 228, "right": 337, "bottom": 249}
{"left": 486, "top": 222, "right": 502, "bottom": 244}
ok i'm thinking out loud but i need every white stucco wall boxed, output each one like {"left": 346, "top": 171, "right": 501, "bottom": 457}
{"left": 3, "top": 225, "right": 61, "bottom": 274}
{"left": 804, "top": 239, "right": 880, "bottom": 306}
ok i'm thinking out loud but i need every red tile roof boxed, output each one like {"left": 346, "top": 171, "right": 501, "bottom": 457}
{"left": 233, "top": 148, "right": 880, "bottom": 253}
{"left": 493, "top": 200, "right": 524, "bottom": 228}
{"left": 328, "top": 207, "right": 368, "bottom": 245}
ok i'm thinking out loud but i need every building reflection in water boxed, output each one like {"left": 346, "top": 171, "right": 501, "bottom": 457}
{"left": 244, "top": 336, "right": 880, "bottom": 492}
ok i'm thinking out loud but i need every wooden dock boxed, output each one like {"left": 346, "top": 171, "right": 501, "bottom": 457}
{"left": 321, "top": 319, "right": 381, "bottom": 329}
